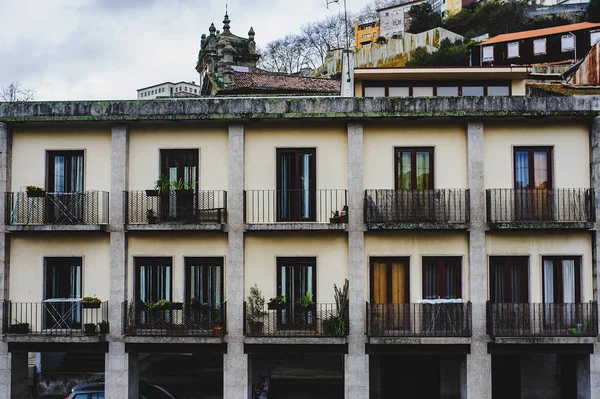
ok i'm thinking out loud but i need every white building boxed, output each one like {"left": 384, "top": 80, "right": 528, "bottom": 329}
{"left": 137, "top": 81, "right": 202, "bottom": 100}
{"left": 377, "top": 0, "right": 428, "bottom": 38}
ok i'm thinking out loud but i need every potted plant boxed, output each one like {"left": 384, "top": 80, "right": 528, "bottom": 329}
{"left": 329, "top": 211, "right": 340, "bottom": 224}
{"left": 83, "top": 323, "right": 97, "bottom": 335}
{"left": 267, "top": 295, "right": 287, "bottom": 310}
{"left": 26, "top": 185, "right": 45, "bottom": 197}
{"left": 98, "top": 320, "right": 109, "bottom": 334}
{"left": 81, "top": 296, "right": 102, "bottom": 309}
{"left": 146, "top": 175, "right": 171, "bottom": 197}
{"left": 147, "top": 209, "right": 158, "bottom": 224}
{"left": 295, "top": 291, "right": 316, "bottom": 311}
{"left": 9, "top": 320, "right": 29, "bottom": 334}
{"left": 212, "top": 306, "right": 223, "bottom": 337}
{"left": 247, "top": 284, "right": 267, "bottom": 336}
{"left": 172, "top": 178, "right": 195, "bottom": 196}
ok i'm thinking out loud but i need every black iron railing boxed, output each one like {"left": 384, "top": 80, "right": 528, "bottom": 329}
{"left": 6, "top": 191, "right": 109, "bottom": 226}
{"left": 244, "top": 189, "right": 348, "bottom": 223}
{"left": 487, "top": 302, "right": 598, "bottom": 337}
{"left": 364, "top": 189, "right": 470, "bottom": 224}
{"left": 123, "top": 301, "right": 226, "bottom": 337}
{"left": 366, "top": 302, "right": 472, "bottom": 337}
{"left": 486, "top": 189, "right": 594, "bottom": 224}
{"left": 244, "top": 302, "right": 348, "bottom": 337}
{"left": 125, "top": 190, "right": 227, "bottom": 224}
{"left": 2, "top": 301, "right": 109, "bottom": 335}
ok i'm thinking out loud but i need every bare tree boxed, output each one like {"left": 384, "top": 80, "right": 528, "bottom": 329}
{"left": 1, "top": 82, "right": 35, "bottom": 102}
{"left": 258, "top": 35, "right": 317, "bottom": 74}
{"left": 301, "top": 13, "right": 356, "bottom": 66}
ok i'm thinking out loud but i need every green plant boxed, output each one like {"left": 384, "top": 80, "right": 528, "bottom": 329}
{"left": 296, "top": 291, "right": 315, "bottom": 307}
{"left": 268, "top": 295, "right": 286, "bottom": 305}
{"left": 212, "top": 306, "right": 223, "bottom": 326}
{"left": 154, "top": 175, "right": 171, "bottom": 195}
{"left": 147, "top": 299, "right": 170, "bottom": 310}
{"left": 247, "top": 284, "right": 267, "bottom": 320}
{"left": 26, "top": 185, "right": 43, "bottom": 191}
{"left": 171, "top": 178, "right": 185, "bottom": 190}
{"left": 82, "top": 296, "right": 101, "bottom": 304}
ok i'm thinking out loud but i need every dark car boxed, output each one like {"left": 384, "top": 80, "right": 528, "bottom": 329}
{"left": 68, "top": 380, "right": 176, "bottom": 399}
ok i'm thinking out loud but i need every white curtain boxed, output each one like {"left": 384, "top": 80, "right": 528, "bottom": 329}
{"left": 544, "top": 260, "right": 554, "bottom": 303}
{"left": 562, "top": 260, "right": 575, "bottom": 303}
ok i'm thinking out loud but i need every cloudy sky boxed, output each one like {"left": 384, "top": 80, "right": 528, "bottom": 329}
{"left": 0, "top": 0, "right": 369, "bottom": 101}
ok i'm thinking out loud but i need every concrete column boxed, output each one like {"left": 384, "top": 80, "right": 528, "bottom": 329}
{"left": 345, "top": 122, "right": 368, "bottom": 399}
{"left": 0, "top": 343, "right": 29, "bottom": 399}
{"left": 589, "top": 118, "right": 600, "bottom": 398}
{"left": 0, "top": 122, "right": 11, "bottom": 302}
{"left": 465, "top": 121, "right": 491, "bottom": 399}
{"left": 105, "top": 342, "right": 139, "bottom": 399}
{"left": 224, "top": 123, "right": 248, "bottom": 399}
{"left": 109, "top": 125, "right": 128, "bottom": 333}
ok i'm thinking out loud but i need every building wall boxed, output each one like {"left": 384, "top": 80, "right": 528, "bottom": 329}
{"left": 9, "top": 235, "right": 111, "bottom": 302}
{"left": 365, "top": 232, "right": 469, "bottom": 303}
{"left": 128, "top": 125, "right": 228, "bottom": 191}
{"left": 128, "top": 233, "right": 228, "bottom": 303}
{"left": 11, "top": 128, "right": 111, "bottom": 191}
{"left": 483, "top": 121, "right": 589, "bottom": 189}
{"left": 245, "top": 233, "right": 348, "bottom": 303}
{"left": 364, "top": 122, "right": 467, "bottom": 189}
{"left": 485, "top": 232, "right": 593, "bottom": 303}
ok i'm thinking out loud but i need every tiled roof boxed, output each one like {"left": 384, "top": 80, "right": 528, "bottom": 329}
{"left": 482, "top": 22, "right": 600, "bottom": 45}
{"left": 219, "top": 72, "right": 340, "bottom": 94}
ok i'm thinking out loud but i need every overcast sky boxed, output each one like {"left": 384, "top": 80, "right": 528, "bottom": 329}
{"left": 0, "top": 0, "right": 368, "bottom": 101}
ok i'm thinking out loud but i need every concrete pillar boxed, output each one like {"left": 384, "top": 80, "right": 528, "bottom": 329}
{"left": 105, "top": 342, "right": 139, "bottom": 399}
{"left": 345, "top": 122, "right": 368, "bottom": 399}
{"left": 576, "top": 354, "right": 591, "bottom": 399}
{"left": 591, "top": 343, "right": 600, "bottom": 399}
{"left": 465, "top": 121, "right": 491, "bottom": 399}
{"left": 589, "top": 118, "right": 600, "bottom": 399}
{"left": 0, "top": 343, "right": 29, "bottom": 399}
{"left": 0, "top": 122, "right": 11, "bottom": 302}
{"left": 224, "top": 123, "right": 248, "bottom": 399}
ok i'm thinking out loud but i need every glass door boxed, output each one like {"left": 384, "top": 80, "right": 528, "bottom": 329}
{"left": 160, "top": 149, "right": 198, "bottom": 222}
{"left": 46, "top": 151, "right": 84, "bottom": 224}
{"left": 514, "top": 147, "right": 553, "bottom": 221}
{"left": 276, "top": 149, "right": 316, "bottom": 222}
{"left": 370, "top": 257, "right": 410, "bottom": 331}
{"left": 44, "top": 257, "right": 82, "bottom": 329}
{"left": 277, "top": 257, "right": 316, "bottom": 328}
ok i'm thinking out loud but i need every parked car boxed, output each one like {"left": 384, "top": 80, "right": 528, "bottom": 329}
{"left": 68, "top": 380, "right": 176, "bottom": 399}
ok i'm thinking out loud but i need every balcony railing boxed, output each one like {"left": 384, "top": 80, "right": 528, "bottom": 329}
{"left": 486, "top": 189, "right": 594, "bottom": 225}
{"left": 2, "top": 301, "right": 109, "bottom": 335}
{"left": 244, "top": 303, "right": 348, "bottom": 337}
{"left": 125, "top": 190, "right": 227, "bottom": 225}
{"left": 366, "top": 302, "right": 472, "bottom": 337}
{"left": 364, "top": 189, "right": 469, "bottom": 226}
{"left": 6, "top": 191, "right": 109, "bottom": 226}
{"left": 487, "top": 302, "right": 598, "bottom": 337}
{"left": 123, "top": 301, "right": 226, "bottom": 337}
{"left": 244, "top": 189, "right": 347, "bottom": 224}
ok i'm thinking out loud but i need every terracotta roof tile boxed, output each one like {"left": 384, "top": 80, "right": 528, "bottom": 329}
{"left": 221, "top": 72, "right": 340, "bottom": 94}
{"left": 482, "top": 22, "right": 600, "bottom": 45}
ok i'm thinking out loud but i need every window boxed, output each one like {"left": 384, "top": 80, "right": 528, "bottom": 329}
{"left": 135, "top": 257, "right": 172, "bottom": 304}
{"left": 437, "top": 86, "right": 458, "bottom": 96}
{"left": 362, "top": 34, "right": 371, "bottom": 38}
{"left": 185, "top": 257, "right": 223, "bottom": 304}
{"left": 160, "top": 149, "right": 198, "bottom": 187}
{"left": 276, "top": 148, "right": 316, "bottom": 222}
{"left": 370, "top": 257, "right": 409, "bottom": 304}
{"left": 514, "top": 147, "right": 552, "bottom": 189}
{"left": 413, "top": 86, "right": 433, "bottom": 97}
{"left": 591, "top": 30, "right": 600, "bottom": 46}
{"left": 561, "top": 34, "right": 575, "bottom": 52}
{"left": 422, "top": 257, "right": 461, "bottom": 299}
{"left": 44, "top": 257, "right": 82, "bottom": 328}
{"left": 488, "top": 86, "right": 510, "bottom": 96}
{"left": 462, "top": 86, "right": 484, "bottom": 96}
{"left": 389, "top": 87, "right": 410, "bottom": 97}
{"left": 46, "top": 150, "right": 85, "bottom": 224}
{"left": 395, "top": 147, "right": 434, "bottom": 190}
{"left": 277, "top": 257, "right": 316, "bottom": 327}
{"left": 483, "top": 45, "right": 494, "bottom": 61}
{"left": 364, "top": 86, "right": 385, "bottom": 97}
{"left": 533, "top": 38, "right": 546, "bottom": 55}
{"left": 489, "top": 256, "right": 528, "bottom": 303}
{"left": 543, "top": 257, "right": 581, "bottom": 304}
{"left": 507, "top": 41, "right": 519, "bottom": 58}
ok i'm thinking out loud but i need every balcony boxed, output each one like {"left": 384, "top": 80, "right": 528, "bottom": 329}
{"left": 2, "top": 301, "right": 109, "bottom": 338}
{"left": 123, "top": 301, "right": 226, "bottom": 338}
{"left": 367, "top": 302, "right": 472, "bottom": 338}
{"left": 244, "top": 303, "right": 348, "bottom": 338}
{"left": 486, "top": 189, "right": 594, "bottom": 229}
{"left": 125, "top": 190, "right": 227, "bottom": 231}
{"left": 364, "top": 189, "right": 470, "bottom": 229}
{"left": 487, "top": 302, "right": 598, "bottom": 338}
{"left": 244, "top": 189, "right": 347, "bottom": 231}
{"left": 5, "top": 191, "right": 109, "bottom": 231}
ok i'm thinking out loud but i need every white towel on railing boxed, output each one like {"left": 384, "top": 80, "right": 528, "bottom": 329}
{"left": 417, "top": 298, "right": 463, "bottom": 304}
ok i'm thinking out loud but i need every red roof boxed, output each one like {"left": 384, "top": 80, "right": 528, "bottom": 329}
{"left": 481, "top": 22, "right": 600, "bottom": 45}
{"left": 220, "top": 72, "right": 340, "bottom": 94}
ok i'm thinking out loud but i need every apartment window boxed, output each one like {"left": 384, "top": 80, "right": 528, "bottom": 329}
{"left": 507, "top": 41, "right": 519, "bottom": 58}
{"left": 423, "top": 257, "right": 461, "bottom": 299}
{"left": 543, "top": 257, "right": 581, "bottom": 304}
{"left": 489, "top": 256, "right": 528, "bottom": 303}
{"left": 276, "top": 148, "right": 316, "bottom": 222}
{"left": 364, "top": 86, "right": 385, "bottom": 97}
{"left": 437, "top": 86, "right": 459, "bottom": 96}
{"left": 395, "top": 147, "right": 434, "bottom": 190}
{"left": 277, "top": 257, "right": 316, "bottom": 328}
{"left": 44, "top": 257, "right": 82, "bottom": 328}
{"left": 370, "top": 257, "right": 409, "bottom": 304}
{"left": 47, "top": 150, "right": 84, "bottom": 192}
{"left": 462, "top": 86, "right": 484, "bottom": 96}
{"left": 135, "top": 257, "right": 172, "bottom": 303}
{"left": 533, "top": 38, "right": 546, "bottom": 55}
{"left": 561, "top": 34, "right": 575, "bottom": 52}
{"left": 591, "top": 30, "right": 600, "bottom": 46}
{"left": 160, "top": 149, "right": 199, "bottom": 187}
{"left": 185, "top": 257, "right": 223, "bottom": 304}
{"left": 413, "top": 86, "right": 433, "bottom": 97}
{"left": 389, "top": 87, "right": 410, "bottom": 97}
{"left": 514, "top": 147, "right": 552, "bottom": 189}
{"left": 488, "top": 86, "right": 510, "bottom": 96}
{"left": 482, "top": 45, "right": 494, "bottom": 62}
{"left": 362, "top": 34, "right": 371, "bottom": 38}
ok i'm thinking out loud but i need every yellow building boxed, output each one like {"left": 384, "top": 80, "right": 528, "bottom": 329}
{"left": 355, "top": 21, "right": 380, "bottom": 48}
{"left": 1, "top": 67, "right": 600, "bottom": 399}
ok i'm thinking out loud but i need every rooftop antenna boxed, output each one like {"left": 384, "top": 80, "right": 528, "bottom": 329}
{"left": 326, "top": 0, "right": 352, "bottom": 82}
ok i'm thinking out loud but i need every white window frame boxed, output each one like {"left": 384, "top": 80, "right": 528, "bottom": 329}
{"left": 507, "top": 42, "right": 519, "bottom": 59}
{"left": 591, "top": 30, "right": 600, "bottom": 46}
{"left": 482, "top": 45, "right": 494, "bottom": 62}
{"left": 533, "top": 38, "right": 547, "bottom": 55}
{"left": 561, "top": 34, "right": 574, "bottom": 52}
